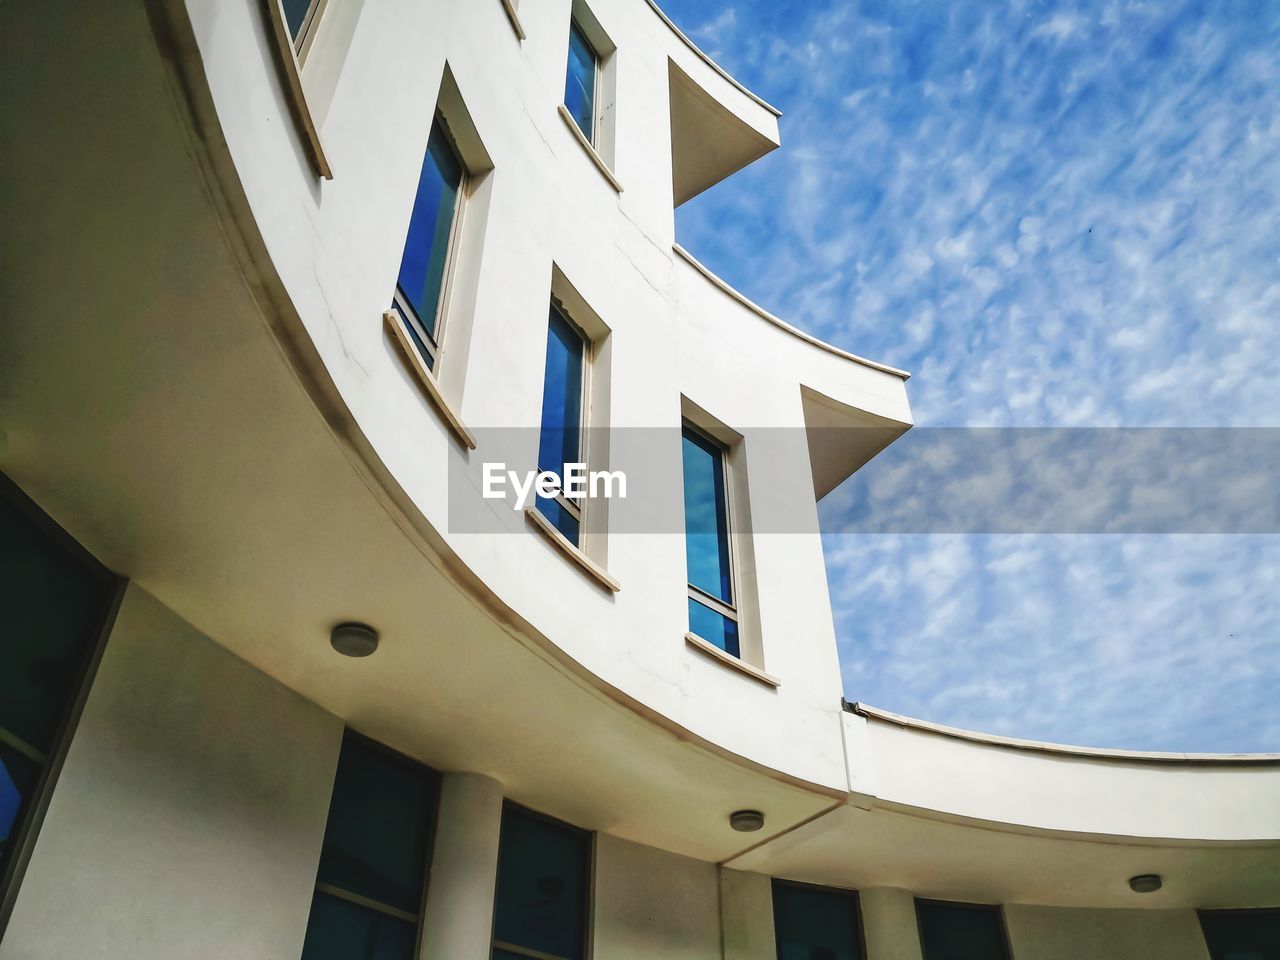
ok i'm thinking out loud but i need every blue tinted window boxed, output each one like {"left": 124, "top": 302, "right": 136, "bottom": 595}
{"left": 0, "top": 741, "right": 40, "bottom": 871}
{"left": 492, "top": 805, "right": 590, "bottom": 960}
{"left": 1201, "top": 910, "right": 1280, "bottom": 960}
{"left": 564, "top": 22, "right": 597, "bottom": 142}
{"left": 395, "top": 118, "right": 464, "bottom": 367}
{"left": 917, "top": 901, "right": 1010, "bottom": 960}
{"left": 0, "top": 477, "right": 114, "bottom": 880}
{"left": 773, "top": 881, "right": 863, "bottom": 960}
{"left": 689, "top": 596, "right": 739, "bottom": 657}
{"left": 536, "top": 307, "right": 585, "bottom": 545}
{"left": 682, "top": 427, "right": 733, "bottom": 604}
{"left": 301, "top": 733, "right": 439, "bottom": 960}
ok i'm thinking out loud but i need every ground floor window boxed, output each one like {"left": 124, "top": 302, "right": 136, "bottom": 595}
{"left": 772, "top": 879, "right": 863, "bottom": 960}
{"left": 1200, "top": 908, "right": 1280, "bottom": 960}
{"left": 0, "top": 475, "right": 116, "bottom": 924}
{"left": 300, "top": 731, "right": 440, "bottom": 960}
{"left": 916, "top": 900, "right": 1011, "bottom": 960}
{"left": 491, "top": 802, "right": 591, "bottom": 960}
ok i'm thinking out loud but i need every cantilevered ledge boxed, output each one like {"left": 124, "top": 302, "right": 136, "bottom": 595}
{"left": 525, "top": 507, "right": 621, "bottom": 593}
{"left": 384, "top": 311, "right": 477, "bottom": 450}
{"left": 557, "top": 106, "right": 623, "bottom": 194}
{"left": 849, "top": 702, "right": 1280, "bottom": 765}
{"left": 686, "top": 633, "right": 780, "bottom": 689}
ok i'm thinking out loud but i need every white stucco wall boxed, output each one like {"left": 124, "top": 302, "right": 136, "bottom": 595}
{"left": 0, "top": 584, "right": 343, "bottom": 960}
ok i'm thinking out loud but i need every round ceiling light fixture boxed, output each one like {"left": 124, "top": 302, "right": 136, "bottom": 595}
{"left": 729, "top": 809, "right": 765, "bottom": 833}
{"left": 1128, "top": 874, "right": 1163, "bottom": 894}
{"left": 330, "top": 622, "right": 379, "bottom": 658}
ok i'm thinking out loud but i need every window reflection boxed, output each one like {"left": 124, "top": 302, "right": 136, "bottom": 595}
{"left": 394, "top": 117, "right": 465, "bottom": 370}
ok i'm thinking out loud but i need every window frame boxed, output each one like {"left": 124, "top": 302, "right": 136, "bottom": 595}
{"left": 565, "top": 17, "right": 601, "bottom": 147}
{"left": 542, "top": 299, "right": 593, "bottom": 537}
{"left": 490, "top": 800, "right": 594, "bottom": 960}
{"left": 0, "top": 474, "right": 125, "bottom": 940}
{"left": 392, "top": 112, "right": 471, "bottom": 374}
{"left": 682, "top": 420, "right": 741, "bottom": 648}
{"left": 771, "top": 878, "right": 867, "bottom": 960}
{"left": 289, "top": 0, "right": 330, "bottom": 63}
{"left": 302, "top": 728, "right": 442, "bottom": 960}
{"left": 914, "top": 898, "right": 1014, "bottom": 960}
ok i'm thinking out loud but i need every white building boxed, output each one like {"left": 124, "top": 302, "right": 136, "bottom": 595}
{"left": 0, "top": 0, "right": 1276, "bottom": 957}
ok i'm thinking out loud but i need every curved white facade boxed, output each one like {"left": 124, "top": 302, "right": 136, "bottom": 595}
{"left": 0, "top": 0, "right": 1276, "bottom": 957}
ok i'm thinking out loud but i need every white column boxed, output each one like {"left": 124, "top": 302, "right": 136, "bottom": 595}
{"left": 720, "top": 867, "right": 776, "bottom": 960}
{"left": 860, "top": 887, "right": 924, "bottom": 960}
{"left": 419, "top": 772, "right": 504, "bottom": 960}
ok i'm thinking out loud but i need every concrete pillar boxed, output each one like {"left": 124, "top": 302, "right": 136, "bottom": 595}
{"left": 860, "top": 888, "right": 924, "bottom": 960}
{"left": 419, "top": 772, "right": 504, "bottom": 960}
{"left": 720, "top": 867, "right": 776, "bottom": 960}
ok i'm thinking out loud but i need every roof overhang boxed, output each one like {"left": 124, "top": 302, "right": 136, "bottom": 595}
{"left": 801, "top": 386, "right": 912, "bottom": 501}
{"left": 668, "top": 59, "right": 779, "bottom": 206}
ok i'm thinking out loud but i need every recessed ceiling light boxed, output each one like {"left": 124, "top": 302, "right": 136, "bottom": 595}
{"left": 730, "top": 809, "right": 765, "bottom": 832}
{"left": 1129, "top": 874, "right": 1162, "bottom": 894}
{"left": 330, "top": 622, "right": 379, "bottom": 658}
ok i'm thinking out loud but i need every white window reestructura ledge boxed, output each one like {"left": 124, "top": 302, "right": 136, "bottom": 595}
{"left": 262, "top": 0, "right": 333, "bottom": 179}
{"left": 384, "top": 311, "right": 477, "bottom": 450}
{"left": 499, "top": 0, "right": 526, "bottom": 40}
{"left": 685, "top": 632, "right": 780, "bottom": 688}
{"left": 557, "top": 105, "right": 623, "bottom": 194}
{"left": 525, "top": 507, "right": 621, "bottom": 593}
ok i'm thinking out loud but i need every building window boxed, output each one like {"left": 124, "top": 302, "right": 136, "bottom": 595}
{"left": 772, "top": 880, "right": 863, "bottom": 960}
{"left": 281, "top": 0, "right": 327, "bottom": 54}
{"left": 563, "top": 20, "right": 598, "bottom": 144}
{"left": 682, "top": 424, "right": 740, "bottom": 657}
{"left": 393, "top": 115, "right": 467, "bottom": 372}
{"left": 916, "top": 900, "right": 1011, "bottom": 960}
{"left": 1200, "top": 909, "right": 1280, "bottom": 960}
{"left": 536, "top": 304, "right": 588, "bottom": 545}
{"left": 300, "top": 732, "right": 440, "bottom": 960}
{"left": 0, "top": 476, "right": 115, "bottom": 918}
{"left": 492, "top": 803, "right": 591, "bottom": 960}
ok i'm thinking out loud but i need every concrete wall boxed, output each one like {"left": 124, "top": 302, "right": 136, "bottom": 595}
{"left": 1004, "top": 904, "right": 1212, "bottom": 960}
{"left": 0, "top": 584, "right": 342, "bottom": 960}
{"left": 594, "top": 833, "right": 722, "bottom": 959}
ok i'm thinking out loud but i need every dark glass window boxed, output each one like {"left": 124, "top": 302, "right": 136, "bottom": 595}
{"left": 492, "top": 804, "right": 590, "bottom": 960}
{"left": 564, "top": 21, "right": 597, "bottom": 142}
{"left": 394, "top": 117, "right": 465, "bottom": 370}
{"left": 282, "top": 0, "right": 320, "bottom": 44}
{"left": 773, "top": 881, "right": 863, "bottom": 960}
{"left": 536, "top": 305, "right": 586, "bottom": 545}
{"left": 916, "top": 901, "right": 1010, "bottom": 960}
{"left": 682, "top": 425, "right": 739, "bottom": 656}
{"left": 300, "top": 733, "right": 439, "bottom": 960}
{"left": 1201, "top": 909, "right": 1280, "bottom": 960}
{"left": 0, "top": 477, "right": 114, "bottom": 884}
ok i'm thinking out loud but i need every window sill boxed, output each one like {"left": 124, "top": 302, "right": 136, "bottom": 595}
{"left": 384, "top": 311, "right": 477, "bottom": 450}
{"left": 525, "top": 507, "right": 620, "bottom": 593}
{"left": 262, "top": 0, "right": 333, "bottom": 179}
{"left": 499, "top": 0, "right": 526, "bottom": 40}
{"left": 685, "top": 632, "right": 780, "bottom": 688}
{"left": 557, "top": 105, "right": 623, "bottom": 194}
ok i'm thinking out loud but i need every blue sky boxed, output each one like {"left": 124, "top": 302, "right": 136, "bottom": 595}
{"left": 660, "top": 0, "right": 1280, "bottom": 751}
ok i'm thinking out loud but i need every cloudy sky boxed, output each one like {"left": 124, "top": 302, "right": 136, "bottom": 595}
{"left": 660, "top": 0, "right": 1280, "bottom": 751}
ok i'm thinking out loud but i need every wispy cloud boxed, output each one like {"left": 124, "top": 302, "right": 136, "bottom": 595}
{"left": 665, "top": 0, "right": 1280, "bottom": 750}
